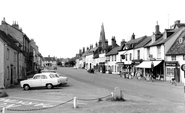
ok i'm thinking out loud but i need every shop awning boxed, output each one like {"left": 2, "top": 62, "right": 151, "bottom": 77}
{"left": 135, "top": 61, "right": 162, "bottom": 68}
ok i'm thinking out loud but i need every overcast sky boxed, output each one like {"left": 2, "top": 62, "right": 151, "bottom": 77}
{"left": 0, "top": 0, "right": 185, "bottom": 58}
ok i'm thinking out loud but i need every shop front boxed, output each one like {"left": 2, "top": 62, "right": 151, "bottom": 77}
{"left": 99, "top": 62, "right": 106, "bottom": 73}
{"left": 135, "top": 60, "right": 164, "bottom": 80}
{"left": 132, "top": 59, "right": 143, "bottom": 76}
{"left": 165, "top": 61, "right": 180, "bottom": 82}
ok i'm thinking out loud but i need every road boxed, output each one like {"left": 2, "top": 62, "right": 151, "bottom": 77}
{"left": 0, "top": 67, "right": 184, "bottom": 113}
{"left": 58, "top": 67, "right": 184, "bottom": 103}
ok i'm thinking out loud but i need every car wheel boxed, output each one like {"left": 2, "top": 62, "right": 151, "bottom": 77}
{"left": 23, "top": 84, "right": 30, "bottom": 90}
{"left": 46, "top": 84, "right": 53, "bottom": 89}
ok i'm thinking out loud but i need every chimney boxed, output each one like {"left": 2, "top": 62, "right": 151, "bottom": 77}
{"left": 1, "top": 17, "right": 6, "bottom": 25}
{"left": 131, "top": 33, "right": 135, "bottom": 40}
{"left": 79, "top": 49, "right": 82, "bottom": 55}
{"left": 155, "top": 21, "right": 160, "bottom": 34}
{"left": 111, "top": 36, "right": 117, "bottom": 48}
{"left": 83, "top": 47, "right": 85, "bottom": 53}
{"left": 48, "top": 55, "right": 50, "bottom": 57}
{"left": 95, "top": 42, "right": 98, "bottom": 47}
{"left": 105, "top": 39, "right": 108, "bottom": 48}
{"left": 175, "top": 20, "right": 180, "bottom": 24}
{"left": 120, "top": 39, "right": 126, "bottom": 46}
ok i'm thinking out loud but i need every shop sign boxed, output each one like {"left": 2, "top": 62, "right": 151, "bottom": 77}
{"left": 165, "top": 62, "right": 177, "bottom": 67}
{"left": 181, "top": 64, "right": 185, "bottom": 71}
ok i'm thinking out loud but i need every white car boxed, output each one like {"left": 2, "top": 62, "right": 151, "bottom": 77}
{"left": 20, "top": 73, "right": 61, "bottom": 90}
{"left": 41, "top": 70, "right": 68, "bottom": 85}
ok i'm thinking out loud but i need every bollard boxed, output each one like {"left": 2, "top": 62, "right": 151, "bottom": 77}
{"left": 2, "top": 107, "right": 6, "bottom": 113}
{"left": 73, "top": 97, "right": 77, "bottom": 108}
{"left": 111, "top": 92, "right": 114, "bottom": 98}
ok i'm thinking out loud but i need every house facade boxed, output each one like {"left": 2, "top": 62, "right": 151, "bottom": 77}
{"left": 166, "top": 28, "right": 185, "bottom": 83}
{"left": 0, "top": 30, "right": 21, "bottom": 88}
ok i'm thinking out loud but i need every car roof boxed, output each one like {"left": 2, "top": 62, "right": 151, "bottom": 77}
{"left": 41, "top": 70, "right": 56, "bottom": 73}
{"left": 34, "top": 73, "right": 57, "bottom": 76}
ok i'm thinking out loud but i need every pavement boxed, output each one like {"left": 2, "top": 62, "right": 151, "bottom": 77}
{"left": 93, "top": 70, "right": 184, "bottom": 88}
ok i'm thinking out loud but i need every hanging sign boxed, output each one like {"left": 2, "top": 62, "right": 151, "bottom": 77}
{"left": 181, "top": 64, "right": 185, "bottom": 71}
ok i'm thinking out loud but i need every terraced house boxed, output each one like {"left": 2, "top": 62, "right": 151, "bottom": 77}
{"left": 0, "top": 18, "right": 42, "bottom": 88}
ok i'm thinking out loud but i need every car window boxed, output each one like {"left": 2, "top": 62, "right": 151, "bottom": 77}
{"left": 33, "top": 75, "right": 41, "bottom": 79}
{"left": 49, "top": 74, "right": 56, "bottom": 78}
{"left": 55, "top": 74, "right": 59, "bottom": 78}
{"left": 41, "top": 75, "right": 47, "bottom": 79}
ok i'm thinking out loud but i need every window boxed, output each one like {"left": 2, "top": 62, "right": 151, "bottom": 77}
{"left": 171, "top": 55, "right": 176, "bottom": 61}
{"left": 183, "top": 55, "right": 185, "bottom": 60}
{"left": 33, "top": 75, "right": 41, "bottom": 79}
{"left": 49, "top": 74, "right": 56, "bottom": 78}
{"left": 41, "top": 75, "right": 47, "bottom": 79}
{"left": 157, "top": 46, "right": 161, "bottom": 59}
{"left": 167, "top": 68, "right": 174, "bottom": 76}
{"left": 115, "top": 55, "right": 116, "bottom": 61}
{"left": 7, "top": 66, "right": 9, "bottom": 80}
{"left": 147, "top": 48, "right": 150, "bottom": 59}
{"left": 126, "top": 54, "right": 127, "bottom": 61}
{"left": 14, "top": 52, "right": 16, "bottom": 62}
{"left": 7, "top": 48, "right": 9, "bottom": 60}
{"left": 137, "top": 50, "right": 140, "bottom": 59}
{"left": 130, "top": 53, "right": 132, "bottom": 60}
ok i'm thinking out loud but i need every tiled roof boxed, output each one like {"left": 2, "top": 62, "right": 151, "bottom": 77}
{"left": 166, "top": 30, "right": 185, "bottom": 55}
{"left": 134, "top": 36, "right": 151, "bottom": 49}
{"left": 106, "top": 46, "right": 120, "bottom": 56}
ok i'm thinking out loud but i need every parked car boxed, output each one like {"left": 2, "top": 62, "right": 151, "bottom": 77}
{"left": 20, "top": 73, "right": 61, "bottom": 90}
{"left": 41, "top": 70, "right": 68, "bottom": 85}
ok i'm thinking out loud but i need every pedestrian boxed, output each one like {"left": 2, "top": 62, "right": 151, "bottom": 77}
{"left": 170, "top": 78, "right": 177, "bottom": 86}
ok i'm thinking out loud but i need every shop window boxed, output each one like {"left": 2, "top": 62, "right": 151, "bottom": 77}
{"left": 171, "top": 55, "right": 176, "bottom": 61}
{"left": 166, "top": 68, "right": 174, "bottom": 76}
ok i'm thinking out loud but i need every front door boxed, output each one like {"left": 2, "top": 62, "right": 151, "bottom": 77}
{"left": 10, "top": 65, "right": 13, "bottom": 85}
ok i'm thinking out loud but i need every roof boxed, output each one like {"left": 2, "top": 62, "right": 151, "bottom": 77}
{"left": 0, "top": 30, "right": 21, "bottom": 52}
{"left": 134, "top": 36, "right": 151, "bottom": 49}
{"left": 166, "top": 30, "right": 185, "bottom": 55}
{"left": 43, "top": 57, "right": 57, "bottom": 61}
{"left": 127, "top": 36, "right": 144, "bottom": 45}
{"left": 145, "top": 28, "right": 182, "bottom": 47}
{"left": 106, "top": 46, "right": 120, "bottom": 56}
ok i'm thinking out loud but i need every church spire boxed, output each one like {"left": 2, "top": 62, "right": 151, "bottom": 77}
{"left": 99, "top": 23, "right": 106, "bottom": 48}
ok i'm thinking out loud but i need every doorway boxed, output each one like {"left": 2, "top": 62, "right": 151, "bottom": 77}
{"left": 10, "top": 65, "right": 13, "bottom": 85}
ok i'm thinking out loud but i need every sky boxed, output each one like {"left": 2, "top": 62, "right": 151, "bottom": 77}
{"left": 0, "top": 0, "right": 185, "bottom": 58}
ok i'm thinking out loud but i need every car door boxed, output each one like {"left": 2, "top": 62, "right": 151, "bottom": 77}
{"left": 31, "top": 75, "right": 42, "bottom": 87}
{"left": 41, "top": 75, "right": 48, "bottom": 86}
